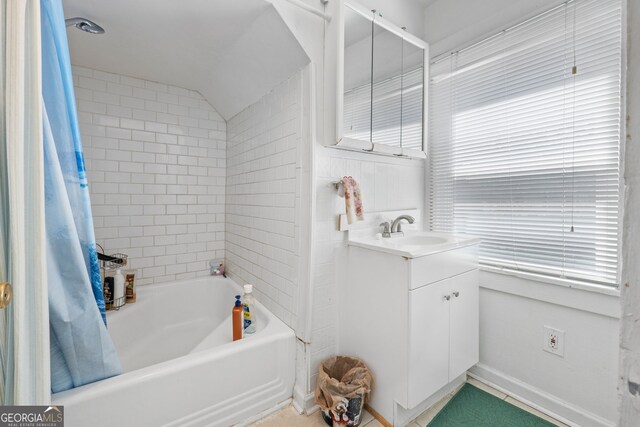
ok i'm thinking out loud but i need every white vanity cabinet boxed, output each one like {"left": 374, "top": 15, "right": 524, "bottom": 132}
{"left": 338, "top": 238, "right": 479, "bottom": 426}
{"left": 407, "top": 269, "right": 479, "bottom": 408}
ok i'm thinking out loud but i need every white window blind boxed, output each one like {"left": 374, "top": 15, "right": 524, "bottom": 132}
{"left": 429, "top": 0, "right": 623, "bottom": 286}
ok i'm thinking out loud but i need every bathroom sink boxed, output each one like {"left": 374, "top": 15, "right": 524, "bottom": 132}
{"left": 348, "top": 231, "right": 480, "bottom": 258}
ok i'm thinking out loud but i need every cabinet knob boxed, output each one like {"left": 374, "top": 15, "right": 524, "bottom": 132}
{"left": 444, "top": 295, "right": 451, "bottom": 301}
{"left": 453, "top": 291, "right": 460, "bottom": 298}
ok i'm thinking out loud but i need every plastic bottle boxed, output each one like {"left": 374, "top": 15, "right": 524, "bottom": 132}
{"left": 242, "top": 284, "right": 257, "bottom": 334}
{"left": 125, "top": 272, "right": 136, "bottom": 303}
{"left": 103, "top": 276, "right": 114, "bottom": 310}
{"left": 232, "top": 295, "right": 243, "bottom": 341}
{"left": 113, "top": 269, "right": 125, "bottom": 307}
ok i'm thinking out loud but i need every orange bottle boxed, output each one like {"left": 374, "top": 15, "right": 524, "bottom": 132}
{"left": 232, "top": 295, "right": 243, "bottom": 341}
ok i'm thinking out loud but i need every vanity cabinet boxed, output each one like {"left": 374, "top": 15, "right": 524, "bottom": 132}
{"left": 338, "top": 242, "right": 479, "bottom": 426}
{"left": 408, "top": 269, "right": 479, "bottom": 408}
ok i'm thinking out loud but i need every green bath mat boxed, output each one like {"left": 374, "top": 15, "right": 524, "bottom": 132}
{"left": 427, "top": 384, "right": 557, "bottom": 427}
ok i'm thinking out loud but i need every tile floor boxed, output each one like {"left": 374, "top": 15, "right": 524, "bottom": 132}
{"left": 250, "top": 378, "right": 569, "bottom": 427}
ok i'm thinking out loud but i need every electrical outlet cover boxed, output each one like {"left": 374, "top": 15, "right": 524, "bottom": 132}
{"left": 543, "top": 326, "right": 565, "bottom": 357}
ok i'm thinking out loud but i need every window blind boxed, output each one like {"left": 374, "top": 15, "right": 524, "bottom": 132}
{"left": 429, "top": 0, "right": 623, "bottom": 286}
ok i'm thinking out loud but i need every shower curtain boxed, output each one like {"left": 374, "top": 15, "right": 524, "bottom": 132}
{"left": 41, "top": 0, "right": 121, "bottom": 392}
{"left": 0, "top": 0, "right": 51, "bottom": 404}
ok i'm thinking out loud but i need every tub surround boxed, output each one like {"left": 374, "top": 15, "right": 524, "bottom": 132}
{"left": 73, "top": 66, "right": 226, "bottom": 286}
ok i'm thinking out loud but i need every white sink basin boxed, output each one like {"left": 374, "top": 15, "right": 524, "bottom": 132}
{"left": 348, "top": 232, "right": 480, "bottom": 258}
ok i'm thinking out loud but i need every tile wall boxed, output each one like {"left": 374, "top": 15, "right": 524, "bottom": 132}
{"left": 73, "top": 66, "right": 227, "bottom": 285}
{"left": 225, "top": 70, "right": 306, "bottom": 330}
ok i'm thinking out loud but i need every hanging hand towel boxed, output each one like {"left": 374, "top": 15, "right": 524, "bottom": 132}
{"left": 339, "top": 176, "right": 364, "bottom": 224}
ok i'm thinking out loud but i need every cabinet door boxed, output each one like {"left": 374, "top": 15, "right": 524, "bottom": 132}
{"left": 448, "top": 270, "right": 479, "bottom": 380}
{"left": 407, "top": 279, "right": 451, "bottom": 409}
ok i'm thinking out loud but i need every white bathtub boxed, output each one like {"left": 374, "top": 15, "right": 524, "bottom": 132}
{"left": 53, "top": 276, "right": 296, "bottom": 427}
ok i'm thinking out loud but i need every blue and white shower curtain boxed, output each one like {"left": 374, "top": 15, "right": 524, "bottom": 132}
{"left": 41, "top": 0, "right": 121, "bottom": 393}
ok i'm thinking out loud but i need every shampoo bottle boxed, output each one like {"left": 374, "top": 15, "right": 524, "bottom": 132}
{"left": 242, "top": 284, "right": 257, "bottom": 334}
{"left": 125, "top": 272, "right": 136, "bottom": 303}
{"left": 232, "top": 295, "right": 243, "bottom": 341}
{"left": 103, "top": 276, "right": 114, "bottom": 310}
{"left": 113, "top": 268, "right": 125, "bottom": 307}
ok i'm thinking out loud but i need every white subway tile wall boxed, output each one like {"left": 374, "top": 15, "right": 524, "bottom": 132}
{"left": 73, "top": 66, "right": 226, "bottom": 286}
{"left": 225, "top": 71, "right": 303, "bottom": 329}
{"left": 309, "top": 148, "right": 425, "bottom": 391}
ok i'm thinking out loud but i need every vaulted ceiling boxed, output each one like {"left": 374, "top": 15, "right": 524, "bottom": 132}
{"left": 62, "top": 0, "right": 310, "bottom": 120}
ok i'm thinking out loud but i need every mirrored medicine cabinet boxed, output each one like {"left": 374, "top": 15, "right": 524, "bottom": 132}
{"left": 337, "top": 2, "right": 429, "bottom": 158}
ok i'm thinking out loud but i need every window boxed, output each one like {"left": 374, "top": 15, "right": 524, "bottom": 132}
{"left": 429, "top": 0, "right": 623, "bottom": 286}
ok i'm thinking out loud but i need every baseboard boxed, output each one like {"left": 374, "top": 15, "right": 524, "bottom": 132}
{"left": 364, "top": 404, "right": 392, "bottom": 427}
{"left": 393, "top": 374, "right": 466, "bottom": 427}
{"left": 293, "top": 385, "right": 319, "bottom": 415}
{"left": 469, "top": 364, "right": 616, "bottom": 427}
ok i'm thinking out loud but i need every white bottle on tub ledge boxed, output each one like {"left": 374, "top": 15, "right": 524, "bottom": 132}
{"left": 242, "top": 284, "right": 257, "bottom": 334}
{"left": 113, "top": 268, "right": 125, "bottom": 306}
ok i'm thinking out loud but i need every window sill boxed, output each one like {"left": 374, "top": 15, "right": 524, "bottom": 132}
{"left": 479, "top": 265, "right": 621, "bottom": 319}
{"left": 480, "top": 265, "right": 620, "bottom": 296}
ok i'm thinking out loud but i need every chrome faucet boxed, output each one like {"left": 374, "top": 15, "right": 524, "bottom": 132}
{"left": 390, "top": 215, "right": 415, "bottom": 237}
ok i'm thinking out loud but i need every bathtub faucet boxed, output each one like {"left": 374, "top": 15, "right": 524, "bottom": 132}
{"left": 210, "top": 260, "right": 226, "bottom": 277}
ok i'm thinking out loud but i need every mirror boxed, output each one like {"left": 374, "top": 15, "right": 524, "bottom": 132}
{"left": 400, "top": 40, "right": 424, "bottom": 151}
{"left": 372, "top": 24, "right": 403, "bottom": 148}
{"left": 343, "top": 6, "right": 373, "bottom": 143}
{"left": 340, "top": 4, "right": 427, "bottom": 156}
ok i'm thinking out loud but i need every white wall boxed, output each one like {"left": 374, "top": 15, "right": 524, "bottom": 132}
{"left": 307, "top": 149, "right": 425, "bottom": 397}
{"left": 474, "top": 272, "right": 620, "bottom": 426}
{"left": 424, "top": 1, "right": 621, "bottom": 425}
{"left": 74, "top": 66, "right": 226, "bottom": 286}
{"left": 225, "top": 69, "right": 308, "bottom": 331}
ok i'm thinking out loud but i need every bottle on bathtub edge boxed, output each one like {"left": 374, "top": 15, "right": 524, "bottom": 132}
{"left": 242, "top": 284, "right": 257, "bottom": 334}
{"left": 113, "top": 268, "right": 125, "bottom": 308}
{"left": 232, "top": 295, "right": 243, "bottom": 341}
{"left": 125, "top": 272, "right": 136, "bottom": 303}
